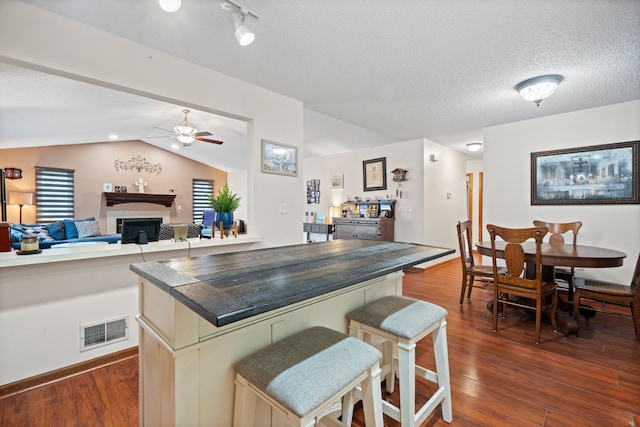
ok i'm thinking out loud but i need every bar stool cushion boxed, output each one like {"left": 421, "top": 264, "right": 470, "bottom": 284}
{"left": 348, "top": 295, "right": 448, "bottom": 339}
{"left": 234, "top": 326, "right": 382, "bottom": 418}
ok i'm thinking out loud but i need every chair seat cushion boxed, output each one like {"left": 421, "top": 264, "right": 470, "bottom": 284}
{"left": 347, "top": 295, "right": 448, "bottom": 340}
{"left": 234, "top": 326, "right": 381, "bottom": 418}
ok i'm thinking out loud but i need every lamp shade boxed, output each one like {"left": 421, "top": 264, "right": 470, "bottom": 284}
{"left": 9, "top": 192, "right": 33, "bottom": 206}
{"left": 515, "top": 74, "right": 563, "bottom": 106}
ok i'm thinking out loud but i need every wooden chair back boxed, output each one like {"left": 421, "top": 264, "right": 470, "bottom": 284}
{"left": 456, "top": 220, "right": 475, "bottom": 270}
{"left": 533, "top": 220, "right": 582, "bottom": 247}
{"left": 487, "top": 224, "right": 549, "bottom": 291}
{"left": 631, "top": 253, "right": 640, "bottom": 297}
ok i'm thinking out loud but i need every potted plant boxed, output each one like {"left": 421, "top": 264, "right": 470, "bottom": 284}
{"left": 208, "top": 184, "right": 241, "bottom": 230}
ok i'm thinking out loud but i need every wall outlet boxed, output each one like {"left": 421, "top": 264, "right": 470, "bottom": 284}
{"left": 279, "top": 203, "right": 288, "bottom": 214}
{"left": 404, "top": 206, "right": 413, "bottom": 212}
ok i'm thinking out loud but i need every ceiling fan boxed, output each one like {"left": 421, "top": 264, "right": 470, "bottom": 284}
{"left": 154, "top": 109, "right": 224, "bottom": 146}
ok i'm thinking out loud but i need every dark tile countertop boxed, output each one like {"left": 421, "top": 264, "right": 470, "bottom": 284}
{"left": 130, "top": 239, "right": 454, "bottom": 327}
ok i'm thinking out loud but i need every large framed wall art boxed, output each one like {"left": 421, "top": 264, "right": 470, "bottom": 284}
{"left": 531, "top": 140, "right": 639, "bottom": 205}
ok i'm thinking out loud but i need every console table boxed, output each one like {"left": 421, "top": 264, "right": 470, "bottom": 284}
{"left": 131, "top": 239, "right": 454, "bottom": 426}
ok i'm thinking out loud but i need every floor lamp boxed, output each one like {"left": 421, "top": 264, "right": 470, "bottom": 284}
{"left": 9, "top": 192, "right": 33, "bottom": 224}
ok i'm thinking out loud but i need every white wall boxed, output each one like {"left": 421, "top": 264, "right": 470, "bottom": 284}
{"left": 0, "top": 0, "right": 303, "bottom": 384}
{"left": 484, "top": 100, "right": 640, "bottom": 283}
{"left": 304, "top": 138, "right": 466, "bottom": 266}
{"left": 0, "top": 0, "right": 304, "bottom": 249}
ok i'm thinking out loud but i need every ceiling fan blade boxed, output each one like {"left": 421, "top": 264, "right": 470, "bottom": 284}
{"left": 195, "top": 136, "right": 224, "bottom": 145}
{"left": 194, "top": 131, "right": 213, "bottom": 137}
{"left": 153, "top": 126, "right": 175, "bottom": 134}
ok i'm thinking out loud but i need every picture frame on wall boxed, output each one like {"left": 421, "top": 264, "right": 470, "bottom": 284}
{"left": 531, "top": 140, "right": 639, "bottom": 205}
{"left": 330, "top": 174, "right": 344, "bottom": 189}
{"left": 362, "top": 157, "right": 387, "bottom": 192}
{"left": 261, "top": 139, "right": 298, "bottom": 177}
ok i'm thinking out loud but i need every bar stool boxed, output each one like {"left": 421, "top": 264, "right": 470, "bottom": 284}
{"left": 233, "top": 326, "right": 384, "bottom": 427}
{"left": 346, "top": 295, "right": 453, "bottom": 426}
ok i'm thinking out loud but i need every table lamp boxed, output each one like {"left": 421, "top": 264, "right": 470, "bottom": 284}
{"left": 9, "top": 192, "right": 33, "bottom": 223}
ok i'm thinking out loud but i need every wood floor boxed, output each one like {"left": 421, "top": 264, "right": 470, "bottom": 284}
{"left": 1, "top": 257, "right": 639, "bottom": 426}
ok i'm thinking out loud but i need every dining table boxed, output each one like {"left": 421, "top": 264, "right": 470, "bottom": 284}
{"left": 475, "top": 241, "right": 627, "bottom": 335}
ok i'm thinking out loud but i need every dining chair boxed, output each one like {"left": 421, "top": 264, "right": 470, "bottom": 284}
{"left": 532, "top": 220, "right": 582, "bottom": 295}
{"left": 456, "top": 220, "right": 495, "bottom": 304}
{"left": 487, "top": 224, "right": 558, "bottom": 344}
{"left": 573, "top": 253, "right": 640, "bottom": 336}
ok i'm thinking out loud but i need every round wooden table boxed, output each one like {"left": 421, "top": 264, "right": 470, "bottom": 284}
{"left": 475, "top": 241, "right": 627, "bottom": 334}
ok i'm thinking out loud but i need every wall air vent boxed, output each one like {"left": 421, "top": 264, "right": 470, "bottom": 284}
{"left": 80, "top": 316, "right": 129, "bottom": 352}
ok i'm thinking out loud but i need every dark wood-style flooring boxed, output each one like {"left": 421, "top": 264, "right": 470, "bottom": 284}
{"left": 1, "top": 257, "right": 639, "bottom": 426}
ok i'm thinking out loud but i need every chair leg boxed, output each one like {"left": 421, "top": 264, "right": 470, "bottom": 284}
{"left": 549, "top": 292, "right": 558, "bottom": 333}
{"left": 459, "top": 276, "right": 467, "bottom": 304}
{"left": 535, "top": 296, "right": 541, "bottom": 344}
{"left": 361, "top": 363, "right": 384, "bottom": 427}
{"left": 631, "top": 301, "right": 640, "bottom": 336}
{"left": 467, "top": 276, "right": 475, "bottom": 299}
{"left": 573, "top": 291, "right": 581, "bottom": 336}
{"left": 432, "top": 320, "right": 453, "bottom": 423}
{"left": 492, "top": 289, "right": 499, "bottom": 332}
{"left": 397, "top": 341, "right": 417, "bottom": 427}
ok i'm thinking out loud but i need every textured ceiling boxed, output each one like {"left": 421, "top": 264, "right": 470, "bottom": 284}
{"left": 3, "top": 0, "right": 640, "bottom": 167}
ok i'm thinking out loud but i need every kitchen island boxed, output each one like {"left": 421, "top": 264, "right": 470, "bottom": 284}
{"left": 131, "top": 239, "right": 454, "bottom": 427}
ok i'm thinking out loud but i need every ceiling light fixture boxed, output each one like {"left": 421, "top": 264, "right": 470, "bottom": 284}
{"left": 174, "top": 109, "right": 197, "bottom": 144}
{"left": 159, "top": 0, "right": 181, "bottom": 13}
{"left": 466, "top": 142, "right": 482, "bottom": 152}
{"left": 225, "top": 0, "right": 260, "bottom": 46}
{"left": 515, "top": 74, "right": 563, "bottom": 106}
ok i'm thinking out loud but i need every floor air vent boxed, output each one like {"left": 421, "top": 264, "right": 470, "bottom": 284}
{"left": 80, "top": 316, "right": 129, "bottom": 352}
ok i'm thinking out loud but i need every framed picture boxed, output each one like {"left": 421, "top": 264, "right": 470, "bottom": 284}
{"left": 363, "top": 157, "right": 387, "bottom": 192}
{"left": 261, "top": 139, "right": 298, "bottom": 177}
{"left": 331, "top": 174, "right": 344, "bottom": 189}
{"left": 531, "top": 140, "right": 639, "bottom": 205}
{"left": 103, "top": 183, "right": 113, "bottom": 192}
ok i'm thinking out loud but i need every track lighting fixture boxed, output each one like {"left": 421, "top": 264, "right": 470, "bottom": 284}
{"left": 230, "top": 12, "right": 254, "bottom": 46}
{"left": 225, "top": 0, "right": 260, "bottom": 46}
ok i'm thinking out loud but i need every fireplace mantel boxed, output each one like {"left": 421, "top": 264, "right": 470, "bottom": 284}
{"left": 103, "top": 192, "right": 176, "bottom": 207}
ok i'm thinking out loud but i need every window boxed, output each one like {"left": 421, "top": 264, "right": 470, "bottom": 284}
{"left": 193, "top": 178, "right": 214, "bottom": 224}
{"left": 35, "top": 167, "right": 75, "bottom": 223}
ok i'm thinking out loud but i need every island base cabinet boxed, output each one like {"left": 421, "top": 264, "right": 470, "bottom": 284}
{"left": 137, "top": 271, "right": 404, "bottom": 427}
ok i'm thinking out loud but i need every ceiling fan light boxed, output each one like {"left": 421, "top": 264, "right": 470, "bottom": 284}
{"left": 515, "top": 74, "right": 563, "bottom": 106}
{"left": 231, "top": 12, "right": 255, "bottom": 46}
{"left": 466, "top": 142, "right": 482, "bottom": 152}
{"left": 159, "top": 0, "right": 181, "bottom": 12}
{"left": 177, "top": 134, "right": 194, "bottom": 144}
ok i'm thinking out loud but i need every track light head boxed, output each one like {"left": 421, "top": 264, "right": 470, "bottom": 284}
{"left": 230, "top": 12, "right": 255, "bottom": 46}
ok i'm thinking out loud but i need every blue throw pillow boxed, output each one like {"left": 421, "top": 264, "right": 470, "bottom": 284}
{"left": 46, "top": 220, "right": 66, "bottom": 240}
{"left": 63, "top": 217, "right": 95, "bottom": 239}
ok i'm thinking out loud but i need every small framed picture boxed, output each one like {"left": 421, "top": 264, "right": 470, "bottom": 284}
{"left": 331, "top": 174, "right": 344, "bottom": 189}
{"left": 261, "top": 140, "right": 298, "bottom": 177}
{"left": 103, "top": 183, "right": 113, "bottom": 192}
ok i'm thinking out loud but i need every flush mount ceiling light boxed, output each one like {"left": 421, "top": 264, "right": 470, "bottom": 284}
{"left": 515, "top": 74, "right": 563, "bottom": 106}
{"left": 466, "top": 142, "right": 482, "bottom": 152}
{"left": 225, "top": 0, "right": 260, "bottom": 46}
{"left": 159, "top": 0, "right": 181, "bottom": 13}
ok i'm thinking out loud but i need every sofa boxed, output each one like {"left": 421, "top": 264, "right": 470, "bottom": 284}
{"left": 9, "top": 217, "right": 121, "bottom": 249}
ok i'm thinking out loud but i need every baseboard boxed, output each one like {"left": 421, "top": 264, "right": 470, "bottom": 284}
{"left": 0, "top": 346, "right": 138, "bottom": 398}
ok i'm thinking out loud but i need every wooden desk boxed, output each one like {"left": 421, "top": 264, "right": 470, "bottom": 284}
{"left": 131, "top": 240, "right": 454, "bottom": 426}
{"left": 476, "top": 241, "right": 627, "bottom": 334}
